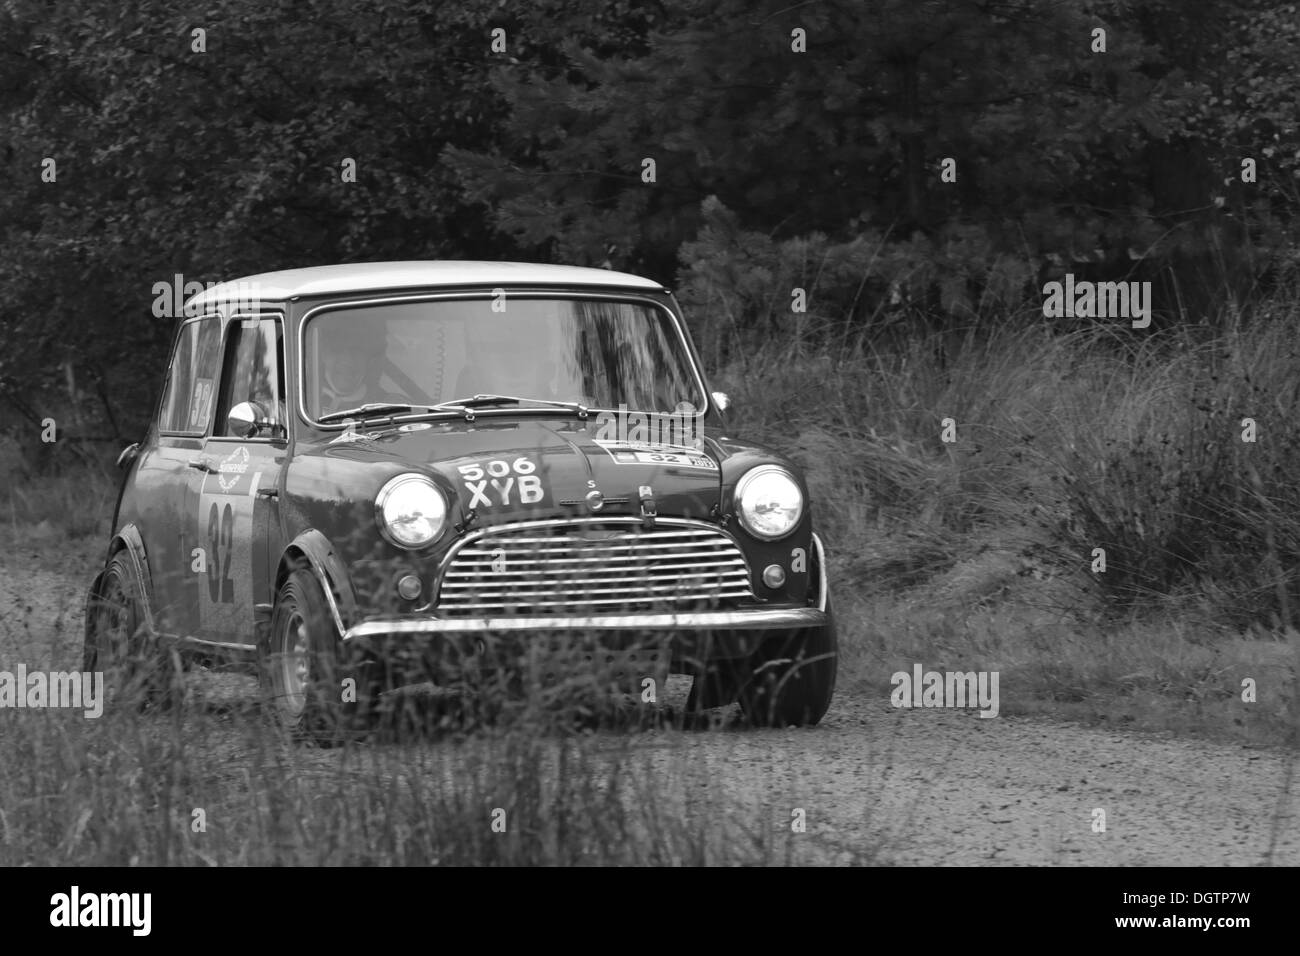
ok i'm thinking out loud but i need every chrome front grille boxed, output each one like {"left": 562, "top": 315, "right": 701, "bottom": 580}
{"left": 434, "top": 518, "right": 755, "bottom": 614}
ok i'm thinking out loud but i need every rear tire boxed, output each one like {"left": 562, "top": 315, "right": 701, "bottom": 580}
{"left": 84, "top": 552, "right": 181, "bottom": 712}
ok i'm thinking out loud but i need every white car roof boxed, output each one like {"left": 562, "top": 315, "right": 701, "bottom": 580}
{"left": 185, "top": 260, "right": 665, "bottom": 311}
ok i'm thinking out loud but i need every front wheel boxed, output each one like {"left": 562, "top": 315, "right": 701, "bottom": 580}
{"left": 736, "top": 596, "right": 838, "bottom": 728}
{"left": 263, "top": 567, "right": 375, "bottom": 744}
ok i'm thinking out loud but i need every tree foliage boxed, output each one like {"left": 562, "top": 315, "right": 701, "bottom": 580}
{"left": 1, "top": 0, "right": 1295, "bottom": 442}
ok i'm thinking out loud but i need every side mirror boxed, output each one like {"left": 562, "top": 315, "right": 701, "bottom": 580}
{"left": 711, "top": 391, "right": 731, "bottom": 412}
{"left": 228, "top": 401, "right": 272, "bottom": 438}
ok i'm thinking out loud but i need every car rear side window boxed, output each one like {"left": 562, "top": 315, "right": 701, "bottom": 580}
{"left": 158, "top": 315, "right": 222, "bottom": 435}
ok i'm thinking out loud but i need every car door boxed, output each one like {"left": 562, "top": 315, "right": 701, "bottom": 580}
{"left": 188, "top": 312, "right": 288, "bottom": 650}
{"left": 139, "top": 313, "right": 223, "bottom": 639}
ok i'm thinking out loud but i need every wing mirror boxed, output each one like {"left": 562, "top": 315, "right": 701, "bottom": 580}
{"left": 228, "top": 401, "right": 278, "bottom": 439}
{"left": 116, "top": 443, "right": 140, "bottom": 470}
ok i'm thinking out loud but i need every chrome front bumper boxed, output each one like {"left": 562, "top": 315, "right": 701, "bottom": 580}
{"left": 343, "top": 605, "right": 826, "bottom": 642}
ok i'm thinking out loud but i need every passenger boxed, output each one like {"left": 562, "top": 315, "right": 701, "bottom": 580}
{"left": 454, "top": 314, "right": 561, "bottom": 401}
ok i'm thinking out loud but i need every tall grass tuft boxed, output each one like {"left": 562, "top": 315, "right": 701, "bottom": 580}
{"left": 714, "top": 299, "right": 1300, "bottom": 628}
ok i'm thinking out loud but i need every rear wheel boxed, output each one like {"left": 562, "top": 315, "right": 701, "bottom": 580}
{"left": 263, "top": 567, "right": 375, "bottom": 744}
{"left": 84, "top": 552, "right": 180, "bottom": 712}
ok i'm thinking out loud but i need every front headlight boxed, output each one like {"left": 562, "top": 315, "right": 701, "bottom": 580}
{"left": 735, "top": 466, "right": 804, "bottom": 540}
{"left": 376, "top": 474, "right": 448, "bottom": 549}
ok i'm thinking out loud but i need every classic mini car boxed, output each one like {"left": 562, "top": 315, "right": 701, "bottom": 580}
{"left": 85, "top": 262, "right": 836, "bottom": 737}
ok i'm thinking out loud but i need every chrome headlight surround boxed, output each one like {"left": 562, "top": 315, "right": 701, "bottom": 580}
{"left": 375, "top": 473, "right": 448, "bottom": 550}
{"left": 735, "top": 465, "right": 804, "bottom": 540}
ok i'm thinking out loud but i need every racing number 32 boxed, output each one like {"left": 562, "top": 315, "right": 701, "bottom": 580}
{"left": 207, "top": 502, "right": 234, "bottom": 602}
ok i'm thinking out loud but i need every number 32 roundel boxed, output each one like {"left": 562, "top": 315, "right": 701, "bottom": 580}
{"left": 196, "top": 446, "right": 260, "bottom": 638}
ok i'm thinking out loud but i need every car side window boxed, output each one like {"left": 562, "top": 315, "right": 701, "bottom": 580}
{"left": 158, "top": 315, "right": 223, "bottom": 435}
{"left": 214, "top": 316, "right": 285, "bottom": 438}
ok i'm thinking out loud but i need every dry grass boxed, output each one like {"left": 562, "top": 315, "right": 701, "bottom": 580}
{"left": 4, "top": 462, "right": 115, "bottom": 541}
{"left": 0, "top": 699, "right": 808, "bottom": 866}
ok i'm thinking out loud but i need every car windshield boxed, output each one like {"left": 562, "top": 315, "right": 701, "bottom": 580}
{"left": 302, "top": 297, "right": 705, "bottom": 421}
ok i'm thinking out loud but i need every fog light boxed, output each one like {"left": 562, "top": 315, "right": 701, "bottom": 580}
{"left": 396, "top": 574, "right": 422, "bottom": 601}
{"left": 762, "top": 564, "right": 786, "bottom": 588}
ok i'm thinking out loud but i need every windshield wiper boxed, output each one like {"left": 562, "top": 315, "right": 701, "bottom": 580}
{"left": 318, "top": 403, "right": 426, "bottom": 424}
{"left": 320, "top": 396, "right": 594, "bottom": 425}
{"left": 432, "top": 395, "right": 590, "bottom": 418}
{"left": 431, "top": 394, "right": 519, "bottom": 410}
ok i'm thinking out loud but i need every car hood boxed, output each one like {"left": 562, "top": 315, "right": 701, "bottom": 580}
{"left": 298, "top": 416, "right": 723, "bottom": 523}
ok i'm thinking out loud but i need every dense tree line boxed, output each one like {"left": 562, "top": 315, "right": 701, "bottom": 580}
{"left": 1, "top": 0, "right": 1296, "bottom": 445}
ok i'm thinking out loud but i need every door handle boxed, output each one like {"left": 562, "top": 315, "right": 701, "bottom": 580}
{"left": 188, "top": 458, "right": 215, "bottom": 474}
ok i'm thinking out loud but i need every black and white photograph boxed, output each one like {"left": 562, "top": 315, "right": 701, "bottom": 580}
{"left": 0, "top": 0, "right": 1291, "bottom": 921}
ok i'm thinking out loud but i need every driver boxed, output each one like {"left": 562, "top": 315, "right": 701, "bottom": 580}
{"left": 317, "top": 322, "right": 406, "bottom": 415}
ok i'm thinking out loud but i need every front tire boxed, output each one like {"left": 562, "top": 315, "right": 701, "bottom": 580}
{"left": 263, "top": 567, "right": 374, "bottom": 744}
{"left": 736, "top": 596, "right": 838, "bottom": 728}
